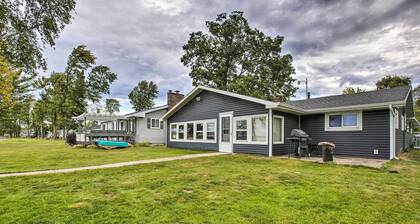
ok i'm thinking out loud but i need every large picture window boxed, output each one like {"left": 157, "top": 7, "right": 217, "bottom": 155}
{"left": 325, "top": 111, "right": 362, "bottom": 131}
{"left": 273, "top": 116, "right": 284, "bottom": 144}
{"left": 169, "top": 119, "right": 217, "bottom": 143}
{"left": 233, "top": 114, "right": 268, "bottom": 144}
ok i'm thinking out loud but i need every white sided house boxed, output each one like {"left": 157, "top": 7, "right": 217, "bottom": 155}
{"left": 75, "top": 90, "right": 184, "bottom": 144}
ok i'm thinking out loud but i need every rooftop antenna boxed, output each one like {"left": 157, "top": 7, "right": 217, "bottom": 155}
{"left": 297, "top": 77, "right": 309, "bottom": 99}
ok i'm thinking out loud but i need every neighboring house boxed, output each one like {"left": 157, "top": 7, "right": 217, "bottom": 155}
{"left": 161, "top": 86, "right": 419, "bottom": 160}
{"left": 77, "top": 90, "right": 184, "bottom": 144}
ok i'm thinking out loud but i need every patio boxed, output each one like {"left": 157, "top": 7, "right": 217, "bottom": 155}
{"left": 280, "top": 155, "right": 387, "bottom": 168}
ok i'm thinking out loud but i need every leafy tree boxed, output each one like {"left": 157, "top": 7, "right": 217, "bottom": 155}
{"left": 128, "top": 80, "right": 158, "bottom": 111}
{"left": 342, "top": 87, "right": 366, "bottom": 95}
{"left": 0, "top": 0, "right": 76, "bottom": 75}
{"left": 181, "top": 11, "right": 296, "bottom": 100}
{"left": 37, "top": 46, "right": 117, "bottom": 137}
{"left": 105, "top": 98, "right": 121, "bottom": 114}
{"left": 376, "top": 75, "right": 411, "bottom": 89}
{"left": 0, "top": 56, "right": 33, "bottom": 136}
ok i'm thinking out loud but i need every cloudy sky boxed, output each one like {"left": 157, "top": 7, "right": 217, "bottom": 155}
{"left": 41, "top": 0, "right": 420, "bottom": 114}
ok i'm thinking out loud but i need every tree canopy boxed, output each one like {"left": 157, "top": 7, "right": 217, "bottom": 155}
{"left": 128, "top": 80, "right": 158, "bottom": 111}
{"left": 181, "top": 11, "right": 296, "bottom": 101}
{"left": 105, "top": 98, "right": 121, "bottom": 114}
{"left": 376, "top": 75, "right": 411, "bottom": 89}
{"left": 36, "top": 45, "right": 117, "bottom": 137}
{"left": 0, "top": 0, "right": 76, "bottom": 75}
{"left": 342, "top": 87, "right": 366, "bottom": 95}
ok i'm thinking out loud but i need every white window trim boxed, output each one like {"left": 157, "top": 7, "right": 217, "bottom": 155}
{"left": 273, "top": 115, "right": 285, "bottom": 144}
{"left": 325, "top": 111, "right": 363, "bottom": 131}
{"left": 233, "top": 114, "right": 268, "bottom": 145}
{"left": 169, "top": 119, "right": 217, "bottom": 143}
{"left": 150, "top": 118, "right": 160, "bottom": 129}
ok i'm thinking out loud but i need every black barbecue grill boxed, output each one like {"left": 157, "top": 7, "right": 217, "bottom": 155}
{"left": 286, "top": 129, "right": 312, "bottom": 158}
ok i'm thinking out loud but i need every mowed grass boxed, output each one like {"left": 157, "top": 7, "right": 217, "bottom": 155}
{"left": 0, "top": 151, "right": 419, "bottom": 223}
{"left": 0, "top": 138, "right": 205, "bottom": 173}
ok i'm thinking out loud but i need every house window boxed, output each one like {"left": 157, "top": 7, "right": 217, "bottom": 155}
{"left": 120, "top": 122, "right": 124, "bottom": 130}
{"left": 235, "top": 119, "right": 247, "bottom": 141}
{"left": 206, "top": 122, "right": 215, "bottom": 140}
{"left": 395, "top": 110, "right": 399, "bottom": 129}
{"left": 196, "top": 123, "right": 204, "bottom": 140}
{"left": 273, "top": 116, "right": 284, "bottom": 144}
{"left": 233, "top": 114, "right": 268, "bottom": 144}
{"left": 150, "top": 118, "right": 160, "bottom": 129}
{"left": 169, "top": 119, "right": 217, "bottom": 142}
{"left": 401, "top": 114, "right": 405, "bottom": 131}
{"left": 187, "top": 123, "right": 194, "bottom": 140}
{"left": 178, "top": 124, "right": 185, "bottom": 139}
{"left": 221, "top": 117, "right": 231, "bottom": 142}
{"left": 325, "top": 111, "right": 362, "bottom": 131}
{"left": 252, "top": 116, "right": 266, "bottom": 142}
{"left": 170, "top": 124, "right": 177, "bottom": 140}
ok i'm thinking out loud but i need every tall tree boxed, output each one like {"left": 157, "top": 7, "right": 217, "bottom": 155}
{"left": 38, "top": 46, "right": 117, "bottom": 137}
{"left": 181, "top": 11, "right": 296, "bottom": 100}
{"left": 342, "top": 87, "right": 366, "bottom": 95}
{"left": 128, "top": 80, "right": 158, "bottom": 111}
{"left": 0, "top": 0, "right": 76, "bottom": 75}
{"left": 376, "top": 75, "right": 411, "bottom": 89}
{"left": 105, "top": 98, "right": 121, "bottom": 114}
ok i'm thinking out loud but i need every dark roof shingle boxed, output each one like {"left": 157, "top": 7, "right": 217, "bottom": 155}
{"left": 285, "top": 86, "right": 410, "bottom": 110}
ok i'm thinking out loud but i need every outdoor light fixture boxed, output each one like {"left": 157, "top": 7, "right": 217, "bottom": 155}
{"left": 196, "top": 97, "right": 201, "bottom": 101}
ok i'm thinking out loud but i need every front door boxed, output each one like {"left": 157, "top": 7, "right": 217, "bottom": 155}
{"left": 219, "top": 112, "right": 233, "bottom": 153}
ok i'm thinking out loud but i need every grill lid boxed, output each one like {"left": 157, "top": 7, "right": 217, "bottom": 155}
{"left": 290, "top": 129, "right": 309, "bottom": 138}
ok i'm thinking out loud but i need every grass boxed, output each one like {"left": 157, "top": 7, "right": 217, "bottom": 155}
{"left": 0, "top": 138, "right": 205, "bottom": 173}
{"left": 0, "top": 146, "right": 419, "bottom": 223}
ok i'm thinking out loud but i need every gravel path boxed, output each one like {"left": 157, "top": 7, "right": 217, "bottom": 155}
{"left": 0, "top": 152, "right": 228, "bottom": 178}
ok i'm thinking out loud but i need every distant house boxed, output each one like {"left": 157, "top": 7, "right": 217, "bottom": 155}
{"left": 161, "top": 86, "right": 419, "bottom": 160}
{"left": 75, "top": 90, "right": 184, "bottom": 144}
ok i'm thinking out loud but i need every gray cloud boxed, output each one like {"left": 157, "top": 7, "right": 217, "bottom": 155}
{"left": 41, "top": 0, "right": 420, "bottom": 113}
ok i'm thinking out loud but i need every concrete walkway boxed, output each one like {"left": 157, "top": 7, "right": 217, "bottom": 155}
{"left": 0, "top": 152, "right": 227, "bottom": 178}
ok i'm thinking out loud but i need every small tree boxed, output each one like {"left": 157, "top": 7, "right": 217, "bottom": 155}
{"left": 128, "top": 80, "right": 158, "bottom": 111}
{"left": 105, "top": 98, "right": 121, "bottom": 114}
{"left": 342, "top": 87, "right": 365, "bottom": 95}
{"left": 376, "top": 75, "right": 411, "bottom": 89}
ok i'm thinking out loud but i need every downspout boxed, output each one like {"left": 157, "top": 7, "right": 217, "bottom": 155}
{"left": 389, "top": 105, "right": 397, "bottom": 160}
{"left": 268, "top": 108, "right": 273, "bottom": 157}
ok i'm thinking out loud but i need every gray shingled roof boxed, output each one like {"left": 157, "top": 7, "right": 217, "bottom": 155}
{"left": 285, "top": 86, "right": 410, "bottom": 110}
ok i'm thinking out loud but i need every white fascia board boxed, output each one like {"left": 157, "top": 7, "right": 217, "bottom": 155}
{"left": 162, "top": 86, "right": 278, "bottom": 120}
{"left": 302, "top": 101, "right": 406, "bottom": 114}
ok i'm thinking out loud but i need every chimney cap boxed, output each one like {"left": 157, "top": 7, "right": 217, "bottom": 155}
{"left": 168, "top": 90, "right": 172, "bottom": 93}
{"left": 175, "top": 90, "right": 180, "bottom": 94}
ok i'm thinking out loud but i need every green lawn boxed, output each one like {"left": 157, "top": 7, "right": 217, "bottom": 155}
{"left": 0, "top": 138, "right": 205, "bottom": 173}
{"left": 0, "top": 147, "right": 419, "bottom": 223}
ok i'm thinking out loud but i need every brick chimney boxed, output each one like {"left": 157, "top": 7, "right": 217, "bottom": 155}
{"left": 167, "top": 90, "right": 184, "bottom": 110}
{"left": 273, "top": 95, "right": 284, "bottom": 102}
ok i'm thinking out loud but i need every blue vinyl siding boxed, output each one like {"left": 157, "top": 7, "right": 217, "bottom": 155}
{"left": 167, "top": 90, "right": 269, "bottom": 155}
{"left": 300, "top": 110, "right": 390, "bottom": 159}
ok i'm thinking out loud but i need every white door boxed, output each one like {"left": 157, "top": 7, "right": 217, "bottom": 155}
{"left": 219, "top": 112, "right": 233, "bottom": 153}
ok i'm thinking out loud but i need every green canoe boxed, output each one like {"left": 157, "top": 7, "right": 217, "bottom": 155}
{"left": 96, "top": 140, "right": 129, "bottom": 148}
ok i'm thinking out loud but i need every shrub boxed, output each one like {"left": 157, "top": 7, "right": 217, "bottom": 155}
{"left": 66, "top": 132, "right": 77, "bottom": 146}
